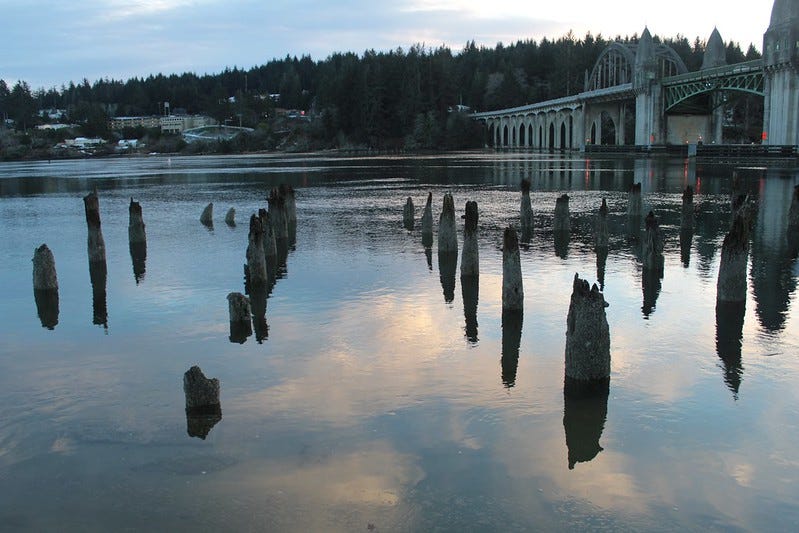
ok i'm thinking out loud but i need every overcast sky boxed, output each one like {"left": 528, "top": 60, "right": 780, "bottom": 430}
{"left": 1, "top": 0, "right": 774, "bottom": 90}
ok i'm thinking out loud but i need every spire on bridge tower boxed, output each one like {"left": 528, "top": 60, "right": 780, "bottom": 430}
{"left": 701, "top": 28, "right": 727, "bottom": 70}
{"left": 763, "top": 0, "right": 799, "bottom": 145}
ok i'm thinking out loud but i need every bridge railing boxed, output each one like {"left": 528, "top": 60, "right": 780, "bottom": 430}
{"left": 662, "top": 59, "right": 763, "bottom": 86}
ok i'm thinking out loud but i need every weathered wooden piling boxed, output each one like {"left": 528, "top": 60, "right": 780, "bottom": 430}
{"left": 225, "top": 207, "right": 236, "bottom": 226}
{"left": 128, "top": 199, "right": 147, "bottom": 283}
{"left": 33, "top": 244, "right": 59, "bottom": 330}
{"left": 564, "top": 273, "right": 611, "bottom": 397}
{"left": 438, "top": 193, "right": 458, "bottom": 253}
{"left": 259, "top": 209, "right": 278, "bottom": 258}
{"left": 681, "top": 186, "right": 695, "bottom": 231}
{"left": 642, "top": 211, "right": 664, "bottom": 272}
{"left": 421, "top": 192, "right": 433, "bottom": 248}
{"left": 403, "top": 197, "right": 415, "bottom": 230}
{"left": 183, "top": 366, "right": 222, "bottom": 439}
{"left": 502, "top": 227, "right": 524, "bottom": 312}
{"left": 246, "top": 214, "right": 268, "bottom": 288}
{"left": 128, "top": 198, "right": 146, "bottom": 243}
{"left": 520, "top": 179, "right": 534, "bottom": 237}
{"left": 200, "top": 202, "right": 214, "bottom": 226}
{"left": 594, "top": 198, "right": 609, "bottom": 249}
{"left": 717, "top": 214, "right": 750, "bottom": 303}
{"left": 280, "top": 184, "right": 297, "bottom": 243}
{"left": 83, "top": 191, "right": 106, "bottom": 263}
{"left": 554, "top": 194, "right": 570, "bottom": 233}
{"left": 460, "top": 200, "right": 479, "bottom": 277}
{"left": 227, "top": 292, "right": 252, "bottom": 344}
{"left": 33, "top": 244, "right": 58, "bottom": 291}
{"left": 268, "top": 188, "right": 289, "bottom": 241}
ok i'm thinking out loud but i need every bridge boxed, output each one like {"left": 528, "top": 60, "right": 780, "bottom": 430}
{"left": 474, "top": 0, "right": 799, "bottom": 150}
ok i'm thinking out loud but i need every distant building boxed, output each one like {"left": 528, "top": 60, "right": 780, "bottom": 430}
{"left": 39, "top": 108, "right": 67, "bottom": 121}
{"left": 36, "top": 123, "right": 73, "bottom": 131}
{"left": 160, "top": 115, "right": 217, "bottom": 135}
{"left": 109, "top": 116, "right": 161, "bottom": 130}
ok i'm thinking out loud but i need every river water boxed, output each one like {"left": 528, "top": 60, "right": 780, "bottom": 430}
{"left": 0, "top": 152, "right": 798, "bottom": 531}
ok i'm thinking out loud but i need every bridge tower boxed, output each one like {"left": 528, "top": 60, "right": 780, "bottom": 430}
{"left": 634, "top": 28, "right": 665, "bottom": 146}
{"left": 763, "top": 0, "right": 799, "bottom": 145}
{"left": 702, "top": 28, "right": 727, "bottom": 144}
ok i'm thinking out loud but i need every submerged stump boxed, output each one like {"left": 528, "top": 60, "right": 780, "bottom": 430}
{"left": 128, "top": 198, "right": 146, "bottom": 244}
{"left": 438, "top": 193, "right": 458, "bottom": 253}
{"left": 460, "top": 200, "right": 479, "bottom": 277}
{"left": 564, "top": 274, "right": 611, "bottom": 397}
{"left": 33, "top": 244, "right": 59, "bottom": 330}
{"left": 502, "top": 227, "right": 524, "bottom": 312}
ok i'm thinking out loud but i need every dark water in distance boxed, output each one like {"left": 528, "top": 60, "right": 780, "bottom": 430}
{"left": 1, "top": 152, "right": 799, "bottom": 531}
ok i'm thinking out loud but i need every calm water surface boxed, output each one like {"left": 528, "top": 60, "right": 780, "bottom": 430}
{"left": 1, "top": 152, "right": 798, "bottom": 531}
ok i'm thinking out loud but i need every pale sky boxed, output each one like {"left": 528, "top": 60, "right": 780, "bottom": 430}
{"left": 0, "top": 0, "right": 774, "bottom": 90}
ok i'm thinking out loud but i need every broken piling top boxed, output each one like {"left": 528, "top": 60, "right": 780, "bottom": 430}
{"left": 268, "top": 187, "right": 289, "bottom": 239}
{"left": 259, "top": 208, "right": 278, "bottom": 257}
{"left": 554, "top": 194, "right": 570, "bottom": 232}
{"left": 438, "top": 193, "right": 458, "bottom": 253}
{"left": 502, "top": 227, "right": 524, "bottom": 311}
{"left": 723, "top": 213, "right": 750, "bottom": 254}
{"left": 247, "top": 214, "right": 268, "bottom": 287}
{"left": 643, "top": 211, "right": 664, "bottom": 269}
{"left": 403, "top": 197, "right": 415, "bottom": 230}
{"left": 200, "top": 202, "right": 214, "bottom": 225}
{"left": 565, "top": 273, "right": 611, "bottom": 386}
{"left": 279, "top": 183, "right": 297, "bottom": 222}
{"left": 421, "top": 192, "right": 433, "bottom": 230}
{"left": 225, "top": 207, "right": 236, "bottom": 226}
{"left": 183, "top": 366, "right": 221, "bottom": 410}
{"left": 645, "top": 210, "right": 659, "bottom": 231}
{"left": 520, "top": 180, "right": 534, "bottom": 232}
{"left": 33, "top": 244, "right": 58, "bottom": 291}
{"left": 83, "top": 191, "right": 102, "bottom": 228}
{"left": 599, "top": 198, "right": 608, "bottom": 216}
{"left": 129, "top": 197, "right": 144, "bottom": 223}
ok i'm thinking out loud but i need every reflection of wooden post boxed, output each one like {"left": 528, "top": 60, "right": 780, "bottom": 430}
{"left": 438, "top": 193, "right": 458, "bottom": 253}
{"left": 502, "top": 227, "right": 524, "bottom": 312}
{"left": 565, "top": 274, "right": 610, "bottom": 397}
{"left": 563, "top": 387, "right": 608, "bottom": 469}
{"left": 717, "top": 214, "right": 750, "bottom": 303}
{"left": 421, "top": 192, "right": 433, "bottom": 248}
{"left": 403, "top": 197, "right": 415, "bottom": 230}
{"left": 460, "top": 200, "right": 479, "bottom": 277}
{"left": 200, "top": 202, "right": 213, "bottom": 226}
{"left": 501, "top": 310, "right": 523, "bottom": 387}
{"left": 627, "top": 183, "right": 642, "bottom": 234}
